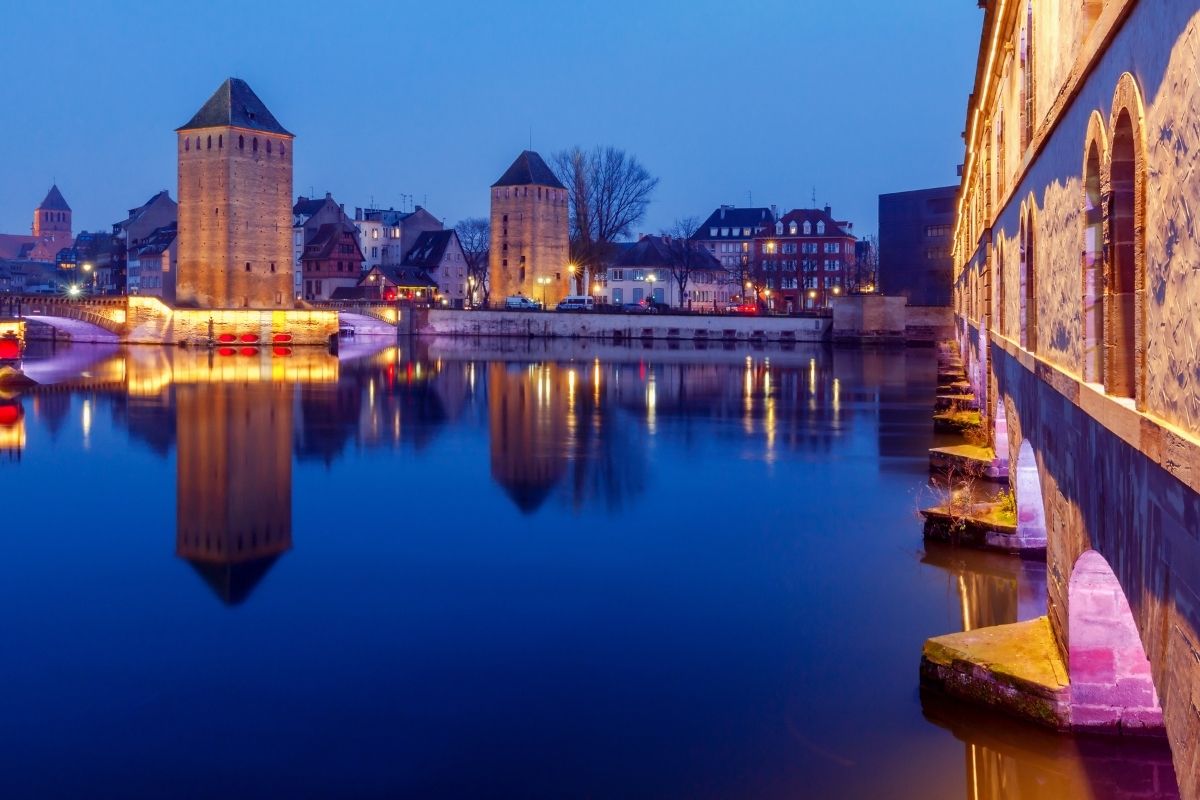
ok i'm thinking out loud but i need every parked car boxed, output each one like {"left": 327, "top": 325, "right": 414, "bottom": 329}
{"left": 621, "top": 301, "right": 658, "bottom": 314}
{"left": 727, "top": 303, "right": 759, "bottom": 315}
{"left": 555, "top": 296, "right": 595, "bottom": 312}
{"left": 504, "top": 295, "right": 541, "bottom": 311}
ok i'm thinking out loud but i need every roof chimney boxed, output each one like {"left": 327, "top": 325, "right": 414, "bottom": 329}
{"left": 824, "top": 204, "right": 831, "bottom": 216}
{"left": 720, "top": 207, "right": 726, "bottom": 220}
{"left": 770, "top": 204, "right": 777, "bottom": 221}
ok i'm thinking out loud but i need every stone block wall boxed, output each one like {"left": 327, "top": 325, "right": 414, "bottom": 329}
{"left": 176, "top": 126, "right": 294, "bottom": 309}
{"left": 489, "top": 184, "right": 569, "bottom": 306}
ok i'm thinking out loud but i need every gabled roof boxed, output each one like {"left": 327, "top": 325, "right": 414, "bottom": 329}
{"left": 768, "top": 208, "right": 856, "bottom": 238}
{"left": 692, "top": 207, "right": 774, "bottom": 239}
{"left": 178, "top": 77, "right": 292, "bottom": 135}
{"left": 186, "top": 554, "right": 282, "bottom": 606}
{"left": 400, "top": 230, "right": 456, "bottom": 269}
{"left": 362, "top": 264, "right": 438, "bottom": 288}
{"left": 293, "top": 195, "right": 330, "bottom": 217}
{"left": 492, "top": 150, "right": 565, "bottom": 189}
{"left": 301, "top": 222, "right": 363, "bottom": 261}
{"left": 612, "top": 235, "right": 722, "bottom": 270}
{"left": 38, "top": 184, "right": 70, "bottom": 212}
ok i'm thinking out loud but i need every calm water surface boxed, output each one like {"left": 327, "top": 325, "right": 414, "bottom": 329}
{"left": 0, "top": 338, "right": 1178, "bottom": 799}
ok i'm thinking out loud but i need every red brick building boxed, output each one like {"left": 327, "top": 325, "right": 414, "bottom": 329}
{"left": 300, "top": 222, "right": 365, "bottom": 300}
{"left": 751, "top": 207, "right": 856, "bottom": 312}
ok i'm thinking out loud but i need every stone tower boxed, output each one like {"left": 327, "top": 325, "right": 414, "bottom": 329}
{"left": 489, "top": 151, "right": 569, "bottom": 306}
{"left": 176, "top": 78, "right": 294, "bottom": 309}
{"left": 32, "top": 185, "right": 71, "bottom": 241}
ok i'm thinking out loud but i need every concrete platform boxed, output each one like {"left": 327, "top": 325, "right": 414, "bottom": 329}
{"left": 929, "top": 443, "right": 1007, "bottom": 480}
{"left": 920, "top": 616, "right": 1070, "bottom": 729}
{"left": 921, "top": 503, "right": 1041, "bottom": 554}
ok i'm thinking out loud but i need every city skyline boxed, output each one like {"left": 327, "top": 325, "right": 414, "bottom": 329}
{"left": 0, "top": 0, "right": 980, "bottom": 237}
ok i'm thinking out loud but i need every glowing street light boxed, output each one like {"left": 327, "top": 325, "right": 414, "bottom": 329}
{"left": 536, "top": 275, "right": 551, "bottom": 308}
{"left": 67, "top": 284, "right": 81, "bottom": 298}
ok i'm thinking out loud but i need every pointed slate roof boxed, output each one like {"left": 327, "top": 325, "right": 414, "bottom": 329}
{"left": 178, "top": 78, "right": 292, "bottom": 135}
{"left": 186, "top": 554, "right": 282, "bottom": 606}
{"left": 38, "top": 185, "right": 70, "bottom": 211}
{"left": 492, "top": 150, "right": 565, "bottom": 189}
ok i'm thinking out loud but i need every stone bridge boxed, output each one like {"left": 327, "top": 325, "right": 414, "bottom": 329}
{"left": 1, "top": 295, "right": 128, "bottom": 340}
{"left": 0, "top": 295, "right": 340, "bottom": 346}
{"left": 955, "top": 315, "right": 1200, "bottom": 791}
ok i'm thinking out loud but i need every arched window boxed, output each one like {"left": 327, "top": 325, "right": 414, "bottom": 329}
{"left": 239, "top": 135, "right": 244, "bottom": 149}
{"left": 788, "top": 221, "right": 798, "bottom": 235}
{"left": 803, "top": 221, "right": 811, "bottom": 235}
{"left": 775, "top": 221, "right": 783, "bottom": 235}
{"left": 1106, "top": 74, "right": 1146, "bottom": 402}
{"left": 266, "top": 139, "right": 272, "bottom": 154}
{"left": 1019, "top": 203, "right": 1037, "bottom": 352}
{"left": 207, "top": 135, "right": 212, "bottom": 150}
{"left": 252, "top": 137, "right": 258, "bottom": 152}
{"left": 1082, "top": 113, "right": 1107, "bottom": 383}
{"left": 218, "top": 134, "right": 223, "bottom": 149}
{"left": 280, "top": 143, "right": 285, "bottom": 156}
{"left": 1019, "top": 0, "right": 1035, "bottom": 151}
{"left": 185, "top": 138, "right": 190, "bottom": 152}
{"left": 817, "top": 221, "right": 825, "bottom": 234}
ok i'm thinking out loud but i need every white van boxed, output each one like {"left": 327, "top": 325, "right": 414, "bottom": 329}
{"left": 555, "top": 296, "right": 595, "bottom": 312}
{"left": 504, "top": 295, "right": 541, "bottom": 311}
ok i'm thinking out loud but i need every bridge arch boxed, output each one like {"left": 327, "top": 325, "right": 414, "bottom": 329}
{"left": 1068, "top": 549, "right": 1163, "bottom": 732}
{"left": 993, "top": 398, "right": 1009, "bottom": 472}
{"left": 1014, "top": 440, "right": 1047, "bottom": 550}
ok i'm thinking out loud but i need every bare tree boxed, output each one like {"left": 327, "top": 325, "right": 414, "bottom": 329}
{"left": 660, "top": 217, "right": 707, "bottom": 310}
{"left": 848, "top": 233, "right": 879, "bottom": 292}
{"left": 455, "top": 217, "right": 490, "bottom": 305}
{"left": 552, "top": 146, "right": 658, "bottom": 285}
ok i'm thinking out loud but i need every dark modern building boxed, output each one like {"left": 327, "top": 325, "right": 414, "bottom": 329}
{"left": 878, "top": 185, "right": 957, "bottom": 307}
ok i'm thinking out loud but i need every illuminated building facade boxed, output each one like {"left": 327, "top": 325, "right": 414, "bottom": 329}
{"left": 489, "top": 151, "right": 569, "bottom": 306}
{"left": 176, "top": 78, "right": 295, "bottom": 309}
{"left": 949, "top": 1, "right": 1200, "bottom": 792}
{"left": 752, "top": 207, "right": 856, "bottom": 311}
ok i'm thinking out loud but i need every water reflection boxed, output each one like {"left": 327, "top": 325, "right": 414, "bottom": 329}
{"left": 2, "top": 338, "right": 1180, "bottom": 797}
{"left": 922, "top": 691, "right": 1180, "bottom": 799}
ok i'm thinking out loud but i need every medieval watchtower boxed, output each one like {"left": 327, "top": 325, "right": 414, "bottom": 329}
{"left": 176, "top": 78, "right": 294, "bottom": 309}
{"left": 489, "top": 151, "right": 569, "bottom": 306}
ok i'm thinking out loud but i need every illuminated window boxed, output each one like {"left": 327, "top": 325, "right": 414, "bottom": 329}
{"left": 789, "top": 221, "right": 798, "bottom": 235}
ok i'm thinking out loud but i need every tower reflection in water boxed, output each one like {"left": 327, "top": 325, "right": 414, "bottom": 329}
{"left": 126, "top": 348, "right": 339, "bottom": 605}
{"left": 921, "top": 543, "right": 1179, "bottom": 799}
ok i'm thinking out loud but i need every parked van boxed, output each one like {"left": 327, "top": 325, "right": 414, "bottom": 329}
{"left": 555, "top": 296, "right": 595, "bottom": 312}
{"left": 504, "top": 295, "right": 541, "bottom": 311}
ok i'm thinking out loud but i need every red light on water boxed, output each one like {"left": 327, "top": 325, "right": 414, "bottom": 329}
{"left": 240, "top": 347, "right": 257, "bottom": 356}
{"left": 272, "top": 347, "right": 292, "bottom": 357}
{"left": 0, "top": 403, "right": 20, "bottom": 426}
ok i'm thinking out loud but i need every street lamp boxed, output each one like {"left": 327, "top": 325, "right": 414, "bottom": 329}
{"left": 536, "top": 275, "right": 551, "bottom": 308}
{"left": 67, "top": 284, "right": 81, "bottom": 298}
{"left": 646, "top": 272, "right": 657, "bottom": 306}
{"left": 81, "top": 262, "right": 93, "bottom": 294}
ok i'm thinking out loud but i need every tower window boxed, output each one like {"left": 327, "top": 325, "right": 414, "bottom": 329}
{"left": 245, "top": 262, "right": 251, "bottom": 272}
{"left": 207, "top": 135, "right": 212, "bottom": 150}
{"left": 218, "top": 135, "right": 223, "bottom": 149}
{"left": 239, "top": 135, "right": 244, "bottom": 149}
{"left": 270, "top": 262, "right": 276, "bottom": 273}
{"left": 266, "top": 140, "right": 272, "bottom": 154}
{"left": 252, "top": 137, "right": 258, "bottom": 152}
{"left": 185, "top": 138, "right": 190, "bottom": 152}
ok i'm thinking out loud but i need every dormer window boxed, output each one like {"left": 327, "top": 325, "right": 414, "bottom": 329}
{"left": 803, "top": 221, "right": 812, "bottom": 235}
{"left": 775, "top": 221, "right": 783, "bottom": 235}
{"left": 788, "top": 221, "right": 798, "bottom": 235}
{"left": 817, "top": 221, "right": 826, "bottom": 234}
{"left": 721, "top": 228, "right": 730, "bottom": 236}
{"left": 710, "top": 228, "right": 718, "bottom": 237}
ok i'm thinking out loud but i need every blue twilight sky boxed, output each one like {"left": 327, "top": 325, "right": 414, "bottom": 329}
{"left": 0, "top": 0, "right": 980, "bottom": 239}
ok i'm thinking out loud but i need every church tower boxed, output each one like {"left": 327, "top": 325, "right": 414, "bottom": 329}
{"left": 176, "top": 78, "right": 294, "bottom": 309}
{"left": 489, "top": 151, "right": 569, "bottom": 306}
{"left": 32, "top": 185, "right": 71, "bottom": 241}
